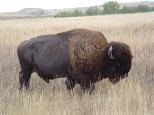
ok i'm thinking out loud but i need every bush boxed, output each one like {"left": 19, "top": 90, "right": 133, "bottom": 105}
{"left": 85, "top": 7, "right": 102, "bottom": 16}
{"left": 137, "top": 5, "right": 151, "bottom": 12}
{"left": 103, "top": 1, "right": 120, "bottom": 14}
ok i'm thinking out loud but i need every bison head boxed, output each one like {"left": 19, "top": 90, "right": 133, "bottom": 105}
{"left": 102, "top": 42, "right": 133, "bottom": 84}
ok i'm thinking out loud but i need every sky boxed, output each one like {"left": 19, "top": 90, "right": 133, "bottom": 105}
{"left": 0, "top": 0, "right": 153, "bottom": 12}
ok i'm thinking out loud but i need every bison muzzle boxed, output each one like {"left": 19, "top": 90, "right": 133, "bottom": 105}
{"left": 17, "top": 29, "right": 133, "bottom": 93}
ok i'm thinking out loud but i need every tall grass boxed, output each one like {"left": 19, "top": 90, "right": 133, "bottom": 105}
{"left": 0, "top": 12, "right": 154, "bottom": 115}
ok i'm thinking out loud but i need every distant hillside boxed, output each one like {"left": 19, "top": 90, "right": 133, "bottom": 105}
{"left": 120, "top": 1, "right": 154, "bottom": 7}
{"left": 18, "top": 7, "right": 89, "bottom": 16}
{"left": 19, "top": 8, "right": 58, "bottom": 16}
{"left": 0, "top": 1, "right": 154, "bottom": 19}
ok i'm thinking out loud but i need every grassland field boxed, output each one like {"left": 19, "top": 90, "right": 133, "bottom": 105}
{"left": 0, "top": 12, "right": 154, "bottom": 115}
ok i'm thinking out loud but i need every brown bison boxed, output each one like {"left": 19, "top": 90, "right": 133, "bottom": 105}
{"left": 17, "top": 29, "right": 132, "bottom": 93}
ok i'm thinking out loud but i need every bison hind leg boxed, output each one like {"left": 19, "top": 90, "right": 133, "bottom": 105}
{"left": 19, "top": 70, "right": 32, "bottom": 90}
{"left": 65, "top": 78, "right": 76, "bottom": 91}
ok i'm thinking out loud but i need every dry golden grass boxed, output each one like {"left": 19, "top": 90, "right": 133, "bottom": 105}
{"left": 0, "top": 12, "right": 154, "bottom": 115}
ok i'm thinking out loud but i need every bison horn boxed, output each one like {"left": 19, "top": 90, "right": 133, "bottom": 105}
{"left": 108, "top": 46, "right": 115, "bottom": 59}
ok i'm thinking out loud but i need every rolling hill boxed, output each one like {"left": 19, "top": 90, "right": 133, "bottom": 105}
{"left": 0, "top": 1, "right": 154, "bottom": 19}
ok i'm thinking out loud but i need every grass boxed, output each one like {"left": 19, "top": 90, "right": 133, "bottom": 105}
{"left": 0, "top": 12, "right": 154, "bottom": 115}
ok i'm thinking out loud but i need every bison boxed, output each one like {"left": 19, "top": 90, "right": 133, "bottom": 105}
{"left": 17, "top": 29, "right": 133, "bottom": 93}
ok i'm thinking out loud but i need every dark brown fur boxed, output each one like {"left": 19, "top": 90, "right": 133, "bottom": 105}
{"left": 17, "top": 29, "right": 132, "bottom": 93}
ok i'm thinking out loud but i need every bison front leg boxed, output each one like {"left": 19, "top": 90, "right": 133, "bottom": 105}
{"left": 65, "top": 78, "right": 76, "bottom": 91}
{"left": 79, "top": 74, "right": 95, "bottom": 94}
{"left": 80, "top": 82, "right": 95, "bottom": 94}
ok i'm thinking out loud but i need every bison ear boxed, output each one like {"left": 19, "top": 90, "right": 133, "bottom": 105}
{"left": 108, "top": 46, "right": 115, "bottom": 59}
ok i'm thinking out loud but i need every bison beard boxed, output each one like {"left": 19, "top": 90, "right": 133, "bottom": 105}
{"left": 17, "top": 29, "right": 133, "bottom": 93}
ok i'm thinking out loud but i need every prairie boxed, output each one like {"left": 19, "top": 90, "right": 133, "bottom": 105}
{"left": 0, "top": 12, "right": 154, "bottom": 115}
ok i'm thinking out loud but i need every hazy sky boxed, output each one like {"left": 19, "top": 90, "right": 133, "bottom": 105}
{"left": 0, "top": 0, "right": 153, "bottom": 12}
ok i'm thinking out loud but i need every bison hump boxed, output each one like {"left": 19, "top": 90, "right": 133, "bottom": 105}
{"left": 68, "top": 29, "right": 107, "bottom": 73}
